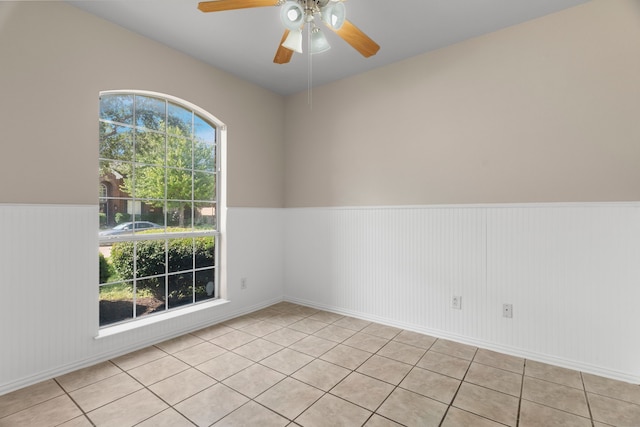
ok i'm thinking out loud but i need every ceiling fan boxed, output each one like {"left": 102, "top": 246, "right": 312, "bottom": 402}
{"left": 198, "top": 0, "right": 380, "bottom": 64}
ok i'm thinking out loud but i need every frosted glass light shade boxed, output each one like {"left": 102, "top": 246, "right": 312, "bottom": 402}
{"left": 310, "top": 28, "right": 330, "bottom": 54}
{"left": 280, "top": 1, "right": 304, "bottom": 31}
{"left": 282, "top": 29, "right": 303, "bottom": 53}
{"left": 321, "top": 2, "right": 346, "bottom": 30}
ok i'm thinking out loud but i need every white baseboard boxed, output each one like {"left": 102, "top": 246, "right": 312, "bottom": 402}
{"left": 0, "top": 296, "right": 282, "bottom": 396}
{"left": 284, "top": 295, "right": 640, "bottom": 385}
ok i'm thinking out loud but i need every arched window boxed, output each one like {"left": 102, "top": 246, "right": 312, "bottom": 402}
{"left": 98, "top": 91, "right": 223, "bottom": 327}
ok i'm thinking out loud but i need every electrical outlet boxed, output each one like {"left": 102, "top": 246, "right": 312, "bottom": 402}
{"left": 503, "top": 303, "right": 513, "bottom": 318}
{"left": 241, "top": 278, "right": 247, "bottom": 290}
{"left": 452, "top": 296, "right": 462, "bottom": 310}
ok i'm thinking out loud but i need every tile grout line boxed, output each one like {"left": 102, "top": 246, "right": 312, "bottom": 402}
{"left": 437, "top": 346, "right": 478, "bottom": 427}
{"left": 519, "top": 367, "right": 604, "bottom": 424}
{"left": 110, "top": 341, "right": 217, "bottom": 426}
{"left": 112, "top": 355, "right": 190, "bottom": 426}
{"left": 52, "top": 377, "right": 96, "bottom": 427}
{"left": 315, "top": 330, "right": 404, "bottom": 426}
{"left": 344, "top": 332, "right": 441, "bottom": 425}
{"left": 133, "top": 365, "right": 201, "bottom": 426}
{"left": 580, "top": 371, "right": 596, "bottom": 427}
{"left": 0, "top": 383, "right": 78, "bottom": 425}
{"left": 515, "top": 359, "right": 526, "bottom": 427}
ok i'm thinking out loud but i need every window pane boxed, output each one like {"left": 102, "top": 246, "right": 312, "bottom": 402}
{"left": 100, "top": 94, "right": 134, "bottom": 124}
{"left": 109, "top": 241, "right": 134, "bottom": 281}
{"left": 167, "top": 136, "right": 192, "bottom": 169}
{"left": 134, "top": 165, "right": 165, "bottom": 200}
{"left": 168, "top": 237, "right": 194, "bottom": 273}
{"left": 136, "top": 276, "right": 166, "bottom": 317}
{"left": 194, "top": 115, "right": 215, "bottom": 143}
{"left": 101, "top": 201, "right": 127, "bottom": 228}
{"left": 100, "top": 123, "right": 133, "bottom": 161}
{"left": 194, "top": 171, "right": 216, "bottom": 201}
{"left": 194, "top": 236, "right": 215, "bottom": 268}
{"left": 168, "top": 103, "right": 193, "bottom": 137}
{"left": 194, "top": 139, "right": 216, "bottom": 172}
{"left": 99, "top": 161, "right": 132, "bottom": 227}
{"left": 126, "top": 200, "right": 142, "bottom": 222}
{"left": 135, "top": 129, "right": 165, "bottom": 166}
{"left": 99, "top": 282, "right": 134, "bottom": 326}
{"left": 100, "top": 160, "right": 131, "bottom": 183}
{"left": 134, "top": 239, "right": 166, "bottom": 279}
{"left": 99, "top": 211, "right": 135, "bottom": 237}
{"left": 195, "top": 269, "right": 215, "bottom": 302}
{"left": 167, "top": 202, "right": 193, "bottom": 229}
{"left": 132, "top": 220, "right": 163, "bottom": 233}
{"left": 135, "top": 95, "right": 165, "bottom": 131}
{"left": 99, "top": 243, "right": 117, "bottom": 283}
{"left": 195, "top": 203, "right": 216, "bottom": 230}
{"left": 168, "top": 272, "right": 193, "bottom": 309}
{"left": 165, "top": 168, "right": 193, "bottom": 201}
{"left": 99, "top": 200, "right": 108, "bottom": 228}
{"left": 138, "top": 202, "right": 165, "bottom": 228}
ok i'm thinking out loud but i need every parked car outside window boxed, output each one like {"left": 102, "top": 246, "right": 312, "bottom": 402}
{"left": 99, "top": 221, "right": 162, "bottom": 236}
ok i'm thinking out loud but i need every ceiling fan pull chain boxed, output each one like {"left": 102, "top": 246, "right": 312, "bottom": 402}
{"left": 308, "top": 26, "right": 313, "bottom": 108}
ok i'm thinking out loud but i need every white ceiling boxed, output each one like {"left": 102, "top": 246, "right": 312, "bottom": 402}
{"left": 68, "top": 0, "right": 590, "bottom": 96}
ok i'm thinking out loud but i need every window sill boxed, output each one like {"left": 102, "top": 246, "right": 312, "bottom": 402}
{"left": 95, "top": 298, "right": 229, "bottom": 339}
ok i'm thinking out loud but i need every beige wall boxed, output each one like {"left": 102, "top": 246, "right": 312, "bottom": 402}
{"left": 2, "top": 1, "right": 638, "bottom": 209}
{"left": 284, "top": 0, "right": 640, "bottom": 207}
{"left": 0, "top": 2, "right": 285, "bottom": 208}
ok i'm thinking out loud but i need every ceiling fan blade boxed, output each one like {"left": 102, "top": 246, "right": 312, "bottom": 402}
{"left": 273, "top": 30, "right": 294, "bottom": 64}
{"left": 198, "top": 0, "right": 277, "bottom": 13}
{"left": 333, "top": 19, "right": 380, "bottom": 58}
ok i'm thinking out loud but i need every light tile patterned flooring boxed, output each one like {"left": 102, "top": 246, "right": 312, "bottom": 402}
{"left": 1, "top": 302, "right": 640, "bottom": 427}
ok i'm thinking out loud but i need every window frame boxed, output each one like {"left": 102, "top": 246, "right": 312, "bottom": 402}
{"left": 98, "top": 90, "right": 225, "bottom": 328}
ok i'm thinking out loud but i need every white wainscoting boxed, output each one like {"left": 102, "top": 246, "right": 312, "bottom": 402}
{"left": 2, "top": 202, "right": 638, "bottom": 393}
{"left": 283, "top": 203, "right": 640, "bottom": 383}
{"left": 0, "top": 205, "right": 284, "bottom": 395}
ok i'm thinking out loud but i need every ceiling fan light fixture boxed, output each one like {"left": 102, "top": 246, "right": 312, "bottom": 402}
{"left": 280, "top": 1, "right": 305, "bottom": 31}
{"left": 310, "top": 26, "right": 331, "bottom": 54}
{"left": 321, "top": 2, "right": 346, "bottom": 30}
{"left": 282, "top": 29, "right": 303, "bottom": 53}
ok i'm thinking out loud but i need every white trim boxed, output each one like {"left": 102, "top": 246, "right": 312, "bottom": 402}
{"left": 95, "top": 299, "right": 230, "bottom": 339}
{"left": 99, "top": 230, "right": 218, "bottom": 244}
{"left": 285, "top": 201, "right": 640, "bottom": 211}
{"left": 0, "top": 296, "right": 282, "bottom": 396}
{"left": 284, "top": 296, "right": 640, "bottom": 384}
{"left": 4, "top": 201, "right": 637, "bottom": 210}
{"left": 0, "top": 203, "right": 96, "bottom": 208}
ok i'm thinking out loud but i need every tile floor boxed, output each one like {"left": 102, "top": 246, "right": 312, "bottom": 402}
{"left": 1, "top": 302, "right": 640, "bottom": 427}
